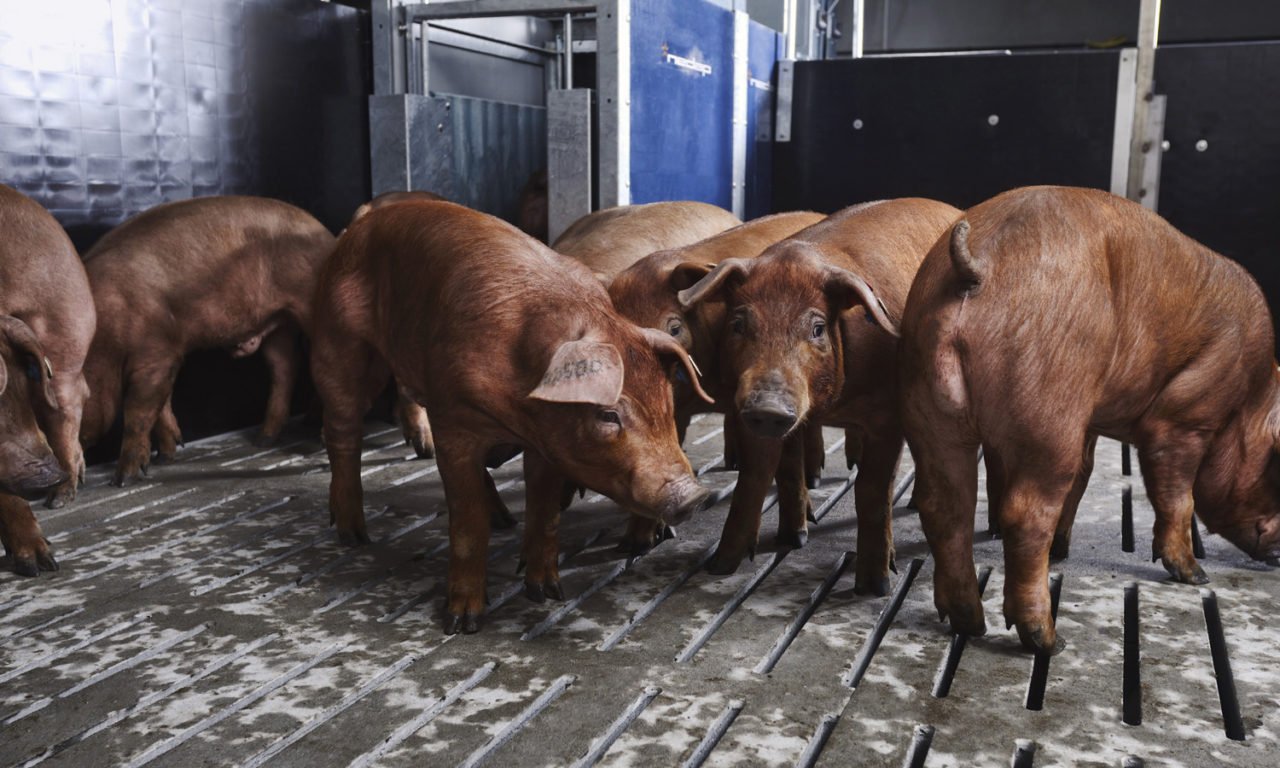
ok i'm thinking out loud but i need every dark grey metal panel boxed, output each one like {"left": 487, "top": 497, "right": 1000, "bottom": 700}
{"left": 448, "top": 94, "right": 546, "bottom": 222}
{"left": 547, "top": 88, "right": 592, "bottom": 242}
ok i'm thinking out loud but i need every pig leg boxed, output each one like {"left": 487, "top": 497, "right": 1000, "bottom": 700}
{"left": 438, "top": 441, "right": 494, "bottom": 634}
{"left": 984, "top": 448, "right": 1006, "bottom": 536}
{"left": 616, "top": 514, "right": 670, "bottom": 557}
{"left": 521, "top": 451, "right": 565, "bottom": 602}
{"left": 256, "top": 325, "right": 300, "bottom": 446}
{"left": 151, "top": 396, "right": 183, "bottom": 463}
{"left": 43, "top": 371, "right": 90, "bottom": 508}
{"left": 804, "top": 423, "right": 825, "bottom": 490}
{"left": 844, "top": 428, "right": 863, "bottom": 470}
{"left": 0, "top": 494, "right": 57, "bottom": 576}
{"left": 114, "top": 357, "right": 180, "bottom": 486}
{"left": 722, "top": 413, "right": 740, "bottom": 471}
{"left": 1137, "top": 432, "right": 1210, "bottom": 585}
{"left": 394, "top": 383, "right": 434, "bottom": 459}
{"left": 774, "top": 428, "right": 811, "bottom": 549}
{"left": 314, "top": 333, "right": 389, "bottom": 545}
{"left": 707, "top": 420, "right": 783, "bottom": 575}
{"left": 910, "top": 433, "right": 985, "bottom": 638}
{"left": 853, "top": 430, "right": 904, "bottom": 596}
{"left": 1050, "top": 435, "right": 1097, "bottom": 560}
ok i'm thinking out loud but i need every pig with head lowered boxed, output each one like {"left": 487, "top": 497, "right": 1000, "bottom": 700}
{"left": 80, "top": 196, "right": 336, "bottom": 485}
{"left": 900, "top": 186, "right": 1280, "bottom": 654}
{"left": 312, "top": 199, "right": 715, "bottom": 634}
{"left": 0, "top": 316, "right": 69, "bottom": 575}
{"left": 679, "top": 199, "right": 961, "bottom": 588}
{"left": 0, "top": 185, "right": 95, "bottom": 511}
{"left": 554, "top": 201, "right": 741, "bottom": 279}
{"left": 607, "top": 211, "right": 827, "bottom": 553}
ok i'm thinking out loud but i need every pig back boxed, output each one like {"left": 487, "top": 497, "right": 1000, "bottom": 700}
{"left": 554, "top": 201, "right": 741, "bottom": 279}
{"left": 329, "top": 200, "right": 621, "bottom": 407}
{"left": 84, "top": 196, "right": 335, "bottom": 341}
{"left": 793, "top": 198, "right": 962, "bottom": 319}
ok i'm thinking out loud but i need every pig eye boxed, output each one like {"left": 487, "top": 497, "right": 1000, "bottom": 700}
{"left": 597, "top": 409, "right": 622, "bottom": 426}
{"left": 25, "top": 357, "right": 40, "bottom": 381}
{"left": 666, "top": 318, "right": 683, "bottom": 337}
{"left": 811, "top": 320, "right": 826, "bottom": 340}
{"left": 730, "top": 312, "right": 746, "bottom": 335}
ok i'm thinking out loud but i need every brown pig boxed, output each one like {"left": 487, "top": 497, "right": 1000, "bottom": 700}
{"left": 0, "top": 316, "right": 69, "bottom": 575}
{"left": 607, "top": 211, "right": 827, "bottom": 553}
{"left": 554, "top": 201, "right": 741, "bottom": 279}
{"left": 349, "top": 190, "right": 446, "bottom": 225}
{"left": 0, "top": 185, "right": 95, "bottom": 510}
{"left": 80, "top": 196, "right": 335, "bottom": 485}
{"left": 312, "top": 199, "right": 715, "bottom": 634}
{"left": 679, "top": 199, "right": 961, "bottom": 590}
{"left": 900, "top": 186, "right": 1280, "bottom": 654}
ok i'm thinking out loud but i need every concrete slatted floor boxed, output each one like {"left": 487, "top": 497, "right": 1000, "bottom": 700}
{"left": 0, "top": 416, "right": 1276, "bottom": 766}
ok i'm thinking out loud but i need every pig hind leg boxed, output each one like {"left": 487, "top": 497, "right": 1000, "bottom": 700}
{"left": 43, "top": 371, "right": 90, "bottom": 508}
{"left": 313, "top": 331, "right": 389, "bottom": 545}
{"left": 803, "top": 423, "right": 825, "bottom": 489}
{"left": 1050, "top": 435, "right": 1097, "bottom": 560}
{"left": 1136, "top": 429, "right": 1210, "bottom": 584}
{"left": 774, "top": 428, "right": 811, "bottom": 549}
{"left": 852, "top": 428, "right": 904, "bottom": 596}
{"left": 114, "top": 356, "right": 180, "bottom": 486}
{"left": 394, "top": 382, "right": 434, "bottom": 459}
{"left": 151, "top": 395, "right": 183, "bottom": 463}
{"left": 0, "top": 494, "right": 57, "bottom": 575}
{"left": 256, "top": 324, "right": 300, "bottom": 446}
{"left": 521, "top": 451, "right": 566, "bottom": 603}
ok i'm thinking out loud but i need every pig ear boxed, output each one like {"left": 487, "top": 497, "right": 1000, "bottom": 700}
{"left": 669, "top": 261, "right": 717, "bottom": 292}
{"left": 529, "top": 339, "right": 624, "bottom": 406}
{"left": 0, "top": 315, "right": 59, "bottom": 411}
{"left": 824, "top": 268, "right": 900, "bottom": 338}
{"left": 641, "top": 327, "right": 715, "bottom": 405}
{"left": 676, "top": 258, "right": 749, "bottom": 309}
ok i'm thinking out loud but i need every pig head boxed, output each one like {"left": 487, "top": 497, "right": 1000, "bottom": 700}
{"left": 678, "top": 244, "right": 898, "bottom": 439}
{"left": 0, "top": 315, "right": 67, "bottom": 499}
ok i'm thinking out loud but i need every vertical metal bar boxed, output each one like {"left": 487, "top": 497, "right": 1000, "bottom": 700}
{"left": 1138, "top": 94, "right": 1166, "bottom": 211}
{"left": 731, "top": 10, "right": 749, "bottom": 218}
{"left": 1110, "top": 49, "right": 1138, "bottom": 196}
{"left": 1201, "top": 589, "right": 1246, "bottom": 741}
{"left": 1121, "top": 442, "right": 1132, "bottom": 475}
{"left": 1125, "top": 0, "right": 1162, "bottom": 202}
{"left": 1121, "top": 485, "right": 1135, "bottom": 553}
{"left": 563, "top": 13, "right": 573, "bottom": 88}
{"left": 372, "top": 0, "right": 405, "bottom": 96}
{"left": 775, "top": 60, "right": 794, "bottom": 142}
{"left": 1010, "top": 739, "right": 1037, "bottom": 768}
{"left": 1191, "top": 516, "right": 1206, "bottom": 559}
{"left": 1123, "top": 582, "right": 1142, "bottom": 726}
{"left": 901, "top": 724, "right": 934, "bottom": 768}
{"left": 784, "top": 0, "right": 797, "bottom": 59}
{"left": 597, "top": 0, "right": 631, "bottom": 207}
{"left": 1025, "top": 573, "right": 1063, "bottom": 711}
{"left": 850, "top": 0, "right": 865, "bottom": 58}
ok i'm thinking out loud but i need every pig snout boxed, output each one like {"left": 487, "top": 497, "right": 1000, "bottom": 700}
{"left": 4, "top": 457, "right": 68, "bottom": 501}
{"left": 664, "top": 477, "right": 714, "bottom": 525}
{"left": 740, "top": 373, "right": 799, "bottom": 438}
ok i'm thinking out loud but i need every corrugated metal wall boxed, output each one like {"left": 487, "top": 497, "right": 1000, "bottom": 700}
{"left": 0, "top": 0, "right": 369, "bottom": 250}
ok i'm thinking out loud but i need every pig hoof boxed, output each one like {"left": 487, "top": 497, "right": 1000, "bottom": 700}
{"left": 1049, "top": 534, "right": 1071, "bottom": 561}
{"left": 524, "top": 581, "right": 547, "bottom": 603}
{"left": 37, "top": 548, "right": 58, "bottom": 572}
{"left": 443, "top": 612, "right": 481, "bottom": 635}
{"left": 1163, "top": 558, "right": 1210, "bottom": 585}
{"left": 1016, "top": 622, "right": 1066, "bottom": 655}
{"left": 854, "top": 573, "right": 890, "bottom": 597}
{"left": 11, "top": 556, "right": 40, "bottom": 578}
{"left": 705, "top": 548, "right": 744, "bottom": 576}
{"left": 806, "top": 508, "right": 818, "bottom": 524}
{"left": 253, "top": 431, "right": 281, "bottom": 449}
{"left": 490, "top": 503, "right": 517, "bottom": 530}
{"left": 938, "top": 597, "right": 986, "bottom": 636}
{"left": 337, "top": 528, "right": 371, "bottom": 547}
{"left": 659, "top": 524, "right": 676, "bottom": 542}
{"left": 46, "top": 483, "right": 76, "bottom": 509}
{"left": 523, "top": 578, "right": 565, "bottom": 603}
{"left": 776, "top": 529, "right": 808, "bottom": 550}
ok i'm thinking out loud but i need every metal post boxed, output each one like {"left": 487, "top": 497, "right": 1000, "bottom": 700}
{"left": 783, "top": 0, "right": 797, "bottom": 59}
{"left": 597, "top": 0, "right": 631, "bottom": 208}
{"left": 850, "top": 0, "right": 864, "bottom": 58}
{"left": 563, "top": 13, "right": 573, "bottom": 88}
{"left": 372, "top": 0, "right": 406, "bottom": 95}
{"left": 730, "top": 10, "right": 749, "bottom": 219}
{"left": 1124, "top": 0, "right": 1161, "bottom": 202}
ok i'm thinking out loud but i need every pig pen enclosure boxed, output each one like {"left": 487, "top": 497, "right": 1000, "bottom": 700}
{"left": 4, "top": 0, "right": 1280, "bottom": 766}
{"left": 3, "top": 420, "right": 1278, "bottom": 767}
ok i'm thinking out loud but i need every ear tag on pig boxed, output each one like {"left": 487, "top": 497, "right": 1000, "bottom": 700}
{"left": 530, "top": 340, "right": 624, "bottom": 406}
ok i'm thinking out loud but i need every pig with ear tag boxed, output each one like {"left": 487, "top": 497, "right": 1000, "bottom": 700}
{"left": 311, "top": 199, "right": 715, "bottom": 634}
{"left": 0, "top": 315, "right": 68, "bottom": 575}
{"left": 679, "top": 199, "right": 960, "bottom": 594}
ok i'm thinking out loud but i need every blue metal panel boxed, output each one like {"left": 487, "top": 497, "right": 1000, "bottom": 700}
{"left": 629, "top": 0, "right": 734, "bottom": 206}
{"left": 746, "top": 20, "right": 781, "bottom": 219}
